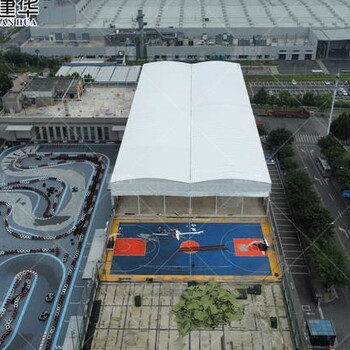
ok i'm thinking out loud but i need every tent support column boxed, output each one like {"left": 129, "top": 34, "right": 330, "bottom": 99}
{"left": 266, "top": 197, "right": 270, "bottom": 216}
{"left": 163, "top": 196, "right": 166, "bottom": 215}
{"left": 189, "top": 196, "right": 192, "bottom": 215}
{"left": 137, "top": 195, "right": 140, "bottom": 215}
{"left": 241, "top": 197, "right": 244, "bottom": 216}
{"left": 215, "top": 196, "right": 218, "bottom": 216}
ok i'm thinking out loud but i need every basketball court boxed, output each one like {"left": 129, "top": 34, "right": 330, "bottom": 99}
{"left": 101, "top": 219, "right": 280, "bottom": 281}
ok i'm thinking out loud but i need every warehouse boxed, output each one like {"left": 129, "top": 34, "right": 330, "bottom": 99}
{"left": 110, "top": 61, "right": 271, "bottom": 217}
{"left": 22, "top": 0, "right": 350, "bottom": 61}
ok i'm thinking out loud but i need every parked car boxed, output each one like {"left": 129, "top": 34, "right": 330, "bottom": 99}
{"left": 265, "top": 155, "right": 275, "bottom": 166}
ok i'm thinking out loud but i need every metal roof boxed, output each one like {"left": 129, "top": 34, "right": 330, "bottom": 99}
{"left": 56, "top": 65, "right": 141, "bottom": 84}
{"left": 312, "top": 28, "right": 350, "bottom": 41}
{"left": 68, "top": 0, "right": 350, "bottom": 29}
{"left": 111, "top": 125, "right": 125, "bottom": 131}
{"left": 6, "top": 125, "right": 33, "bottom": 131}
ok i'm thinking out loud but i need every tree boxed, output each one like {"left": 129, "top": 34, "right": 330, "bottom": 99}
{"left": 276, "top": 91, "right": 299, "bottom": 107}
{"left": 84, "top": 73, "right": 94, "bottom": 83}
{"left": 318, "top": 135, "right": 339, "bottom": 150}
{"left": 280, "top": 156, "right": 298, "bottom": 171}
{"left": 330, "top": 112, "right": 350, "bottom": 141}
{"left": 35, "top": 49, "right": 40, "bottom": 67}
{"left": 0, "top": 71, "right": 12, "bottom": 96}
{"left": 315, "top": 93, "right": 332, "bottom": 110}
{"left": 275, "top": 144, "right": 294, "bottom": 160}
{"left": 299, "top": 204, "right": 333, "bottom": 239}
{"left": 335, "top": 168, "right": 350, "bottom": 190}
{"left": 257, "top": 124, "right": 268, "bottom": 136}
{"left": 253, "top": 87, "right": 269, "bottom": 105}
{"left": 267, "top": 128, "right": 295, "bottom": 148}
{"left": 302, "top": 91, "right": 316, "bottom": 107}
{"left": 311, "top": 240, "right": 350, "bottom": 287}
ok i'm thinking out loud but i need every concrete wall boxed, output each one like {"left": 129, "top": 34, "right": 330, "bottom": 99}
{"left": 0, "top": 117, "right": 127, "bottom": 142}
{"left": 25, "top": 23, "right": 317, "bottom": 60}
{"left": 147, "top": 44, "right": 316, "bottom": 61}
{"left": 30, "top": 27, "right": 114, "bottom": 39}
{"left": 21, "top": 45, "right": 108, "bottom": 57}
{"left": 2, "top": 93, "right": 23, "bottom": 113}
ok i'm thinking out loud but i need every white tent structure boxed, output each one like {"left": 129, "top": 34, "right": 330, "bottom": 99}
{"left": 110, "top": 61, "right": 271, "bottom": 215}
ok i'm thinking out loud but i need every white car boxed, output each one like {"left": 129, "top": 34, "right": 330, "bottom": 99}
{"left": 292, "top": 79, "right": 297, "bottom": 85}
{"left": 265, "top": 156, "right": 275, "bottom": 166}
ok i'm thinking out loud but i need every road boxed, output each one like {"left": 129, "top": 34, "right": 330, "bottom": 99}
{"left": 293, "top": 141, "right": 350, "bottom": 350}
{"left": 262, "top": 114, "right": 350, "bottom": 349}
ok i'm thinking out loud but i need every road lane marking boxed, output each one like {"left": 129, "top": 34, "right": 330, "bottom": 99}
{"left": 314, "top": 176, "right": 322, "bottom": 185}
{"left": 338, "top": 226, "right": 349, "bottom": 238}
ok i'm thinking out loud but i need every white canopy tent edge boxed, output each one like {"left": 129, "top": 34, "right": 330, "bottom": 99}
{"left": 110, "top": 61, "right": 271, "bottom": 199}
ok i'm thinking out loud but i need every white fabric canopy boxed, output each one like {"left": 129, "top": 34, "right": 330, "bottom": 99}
{"left": 110, "top": 61, "right": 271, "bottom": 197}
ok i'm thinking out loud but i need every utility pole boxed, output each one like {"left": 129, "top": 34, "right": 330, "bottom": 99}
{"left": 327, "top": 72, "right": 340, "bottom": 136}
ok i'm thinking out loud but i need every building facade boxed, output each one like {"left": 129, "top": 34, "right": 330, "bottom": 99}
{"left": 21, "top": 0, "right": 350, "bottom": 61}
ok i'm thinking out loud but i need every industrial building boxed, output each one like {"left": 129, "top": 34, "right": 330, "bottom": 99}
{"left": 110, "top": 61, "right": 271, "bottom": 217}
{"left": 22, "top": 0, "right": 350, "bottom": 61}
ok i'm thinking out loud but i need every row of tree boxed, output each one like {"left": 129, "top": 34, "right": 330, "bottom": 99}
{"left": 2, "top": 50, "right": 59, "bottom": 70}
{"left": 253, "top": 87, "right": 334, "bottom": 110}
{"left": 267, "top": 128, "right": 350, "bottom": 287}
{"left": 0, "top": 51, "right": 61, "bottom": 97}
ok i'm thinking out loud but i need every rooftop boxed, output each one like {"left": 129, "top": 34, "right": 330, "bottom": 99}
{"left": 23, "top": 77, "right": 81, "bottom": 93}
{"left": 56, "top": 65, "right": 141, "bottom": 84}
{"left": 91, "top": 282, "right": 294, "bottom": 350}
{"left": 24, "top": 39, "right": 106, "bottom": 48}
{"left": 3, "top": 86, "right": 135, "bottom": 119}
{"left": 37, "top": 0, "right": 350, "bottom": 29}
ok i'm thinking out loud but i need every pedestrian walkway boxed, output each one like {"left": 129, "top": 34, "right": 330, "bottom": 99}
{"left": 268, "top": 166, "right": 309, "bottom": 275}
{"left": 316, "top": 60, "right": 329, "bottom": 74}
{"left": 295, "top": 134, "right": 321, "bottom": 144}
{"left": 261, "top": 134, "right": 321, "bottom": 145}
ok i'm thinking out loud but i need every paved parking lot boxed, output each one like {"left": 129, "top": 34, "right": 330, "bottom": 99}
{"left": 249, "top": 81, "right": 348, "bottom": 97}
{"left": 277, "top": 61, "right": 323, "bottom": 74}
{"left": 249, "top": 82, "right": 350, "bottom": 107}
{"left": 322, "top": 59, "right": 350, "bottom": 74}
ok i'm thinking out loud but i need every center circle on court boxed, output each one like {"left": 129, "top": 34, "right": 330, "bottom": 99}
{"left": 180, "top": 240, "right": 200, "bottom": 254}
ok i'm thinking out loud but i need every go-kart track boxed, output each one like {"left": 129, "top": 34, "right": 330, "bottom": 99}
{"left": 0, "top": 143, "right": 117, "bottom": 350}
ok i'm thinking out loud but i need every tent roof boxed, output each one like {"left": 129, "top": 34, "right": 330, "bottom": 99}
{"left": 110, "top": 61, "right": 271, "bottom": 197}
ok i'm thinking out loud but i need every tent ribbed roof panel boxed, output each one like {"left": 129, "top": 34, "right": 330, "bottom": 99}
{"left": 110, "top": 61, "right": 271, "bottom": 197}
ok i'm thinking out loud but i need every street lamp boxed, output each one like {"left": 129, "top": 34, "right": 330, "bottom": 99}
{"left": 326, "top": 72, "right": 340, "bottom": 136}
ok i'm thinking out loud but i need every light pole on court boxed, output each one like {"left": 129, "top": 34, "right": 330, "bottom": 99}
{"left": 327, "top": 72, "right": 340, "bottom": 136}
